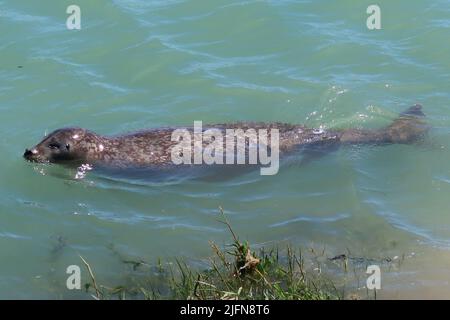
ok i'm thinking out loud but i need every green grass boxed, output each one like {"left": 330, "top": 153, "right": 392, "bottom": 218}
{"left": 80, "top": 208, "right": 338, "bottom": 300}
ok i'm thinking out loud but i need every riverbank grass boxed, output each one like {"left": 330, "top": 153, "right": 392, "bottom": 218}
{"left": 81, "top": 208, "right": 337, "bottom": 300}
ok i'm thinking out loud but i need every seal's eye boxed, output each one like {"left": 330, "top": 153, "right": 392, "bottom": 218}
{"left": 48, "top": 143, "right": 61, "bottom": 150}
{"left": 66, "top": 144, "right": 70, "bottom": 150}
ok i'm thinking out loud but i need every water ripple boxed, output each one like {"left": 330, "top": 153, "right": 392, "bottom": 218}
{"left": 270, "top": 213, "right": 351, "bottom": 228}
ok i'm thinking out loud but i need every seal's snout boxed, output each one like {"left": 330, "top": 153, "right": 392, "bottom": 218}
{"left": 23, "top": 148, "right": 37, "bottom": 161}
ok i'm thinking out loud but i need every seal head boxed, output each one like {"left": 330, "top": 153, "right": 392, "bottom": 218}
{"left": 24, "top": 127, "right": 91, "bottom": 163}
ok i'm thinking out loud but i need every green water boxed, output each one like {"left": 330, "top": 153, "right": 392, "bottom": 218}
{"left": 1, "top": 0, "right": 450, "bottom": 299}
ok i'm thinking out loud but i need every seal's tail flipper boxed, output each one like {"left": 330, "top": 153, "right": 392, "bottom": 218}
{"left": 386, "top": 104, "right": 429, "bottom": 143}
{"left": 400, "top": 103, "right": 425, "bottom": 118}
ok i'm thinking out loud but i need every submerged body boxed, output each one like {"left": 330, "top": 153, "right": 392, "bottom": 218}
{"left": 23, "top": 105, "right": 428, "bottom": 171}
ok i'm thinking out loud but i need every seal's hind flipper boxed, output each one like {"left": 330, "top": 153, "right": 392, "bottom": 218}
{"left": 385, "top": 104, "right": 429, "bottom": 143}
{"left": 401, "top": 104, "right": 425, "bottom": 117}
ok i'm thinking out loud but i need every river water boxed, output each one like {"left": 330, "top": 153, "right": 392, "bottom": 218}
{"left": 0, "top": 0, "right": 449, "bottom": 298}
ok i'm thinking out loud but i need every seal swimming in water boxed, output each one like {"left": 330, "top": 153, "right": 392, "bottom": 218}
{"left": 23, "top": 104, "right": 428, "bottom": 174}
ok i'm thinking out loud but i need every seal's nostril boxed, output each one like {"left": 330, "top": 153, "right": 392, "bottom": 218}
{"left": 24, "top": 149, "right": 33, "bottom": 158}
